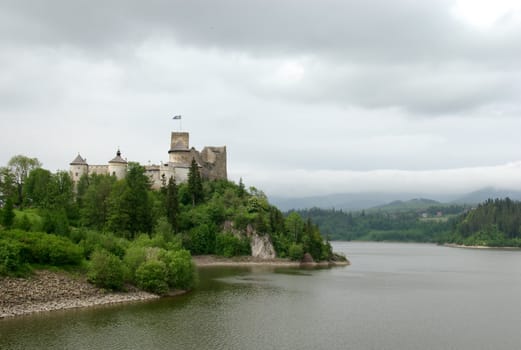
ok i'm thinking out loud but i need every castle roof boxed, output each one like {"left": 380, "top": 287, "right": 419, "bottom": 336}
{"left": 108, "top": 150, "right": 127, "bottom": 164}
{"left": 70, "top": 154, "right": 87, "bottom": 165}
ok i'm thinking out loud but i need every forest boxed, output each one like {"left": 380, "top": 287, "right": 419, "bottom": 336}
{"left": 0, "top": 155, "right": 334, "bottom": 294}
{"left": 440, "top": 198, "right": 521, "bottom": 247}
{"left": 293, "top": 207, "right": 458, "bottom": 242}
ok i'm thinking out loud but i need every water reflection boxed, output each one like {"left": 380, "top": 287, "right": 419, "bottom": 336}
{"left": 2, "top": 242, "right": 521, "bottom": 350}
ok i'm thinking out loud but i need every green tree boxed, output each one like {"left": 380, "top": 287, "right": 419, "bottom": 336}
{"left": 0, "top": 167, "right": 17, "bottom": 204}
{"left": 1, "top": 198, "right": 15, "bottom": 229}
{"left": 107, "top": 163, "right": 152, "bottom": 237}
{"left": 285, "top": 212, "right": 304, "bottom": 242}
{"left": 165, "top": 176, "right": 179, "bottom": 231}
{"left": 23, "top": 168, "right": 53, "bottom": 207}
{"left": 187, "top": 158, "right": 203, "bottom": 206}
{"left": 7, "top": 155, "right": 41, "bottom": 205}
{"left": 81, "top": 174, "right": 116, "bottom": 229}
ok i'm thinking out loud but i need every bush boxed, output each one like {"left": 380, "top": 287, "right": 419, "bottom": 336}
{"left": 288, "top": 243, "right": 304, "bottom": 261}
{"left": 87, "top": 249, "right": 125, "bottom": 290}
{"left": 20, "top": 232, "right": 83, "bottom": 266}
{"left": 123, "top": 245, "right": 147, "bottom": 282}
{"left": 0, "top": 239, "right": 24, "bottom": 275}
{"left": 135, "top": 259, "right": 169, "bottom": 295}
{"left": 12, "top": 214, "right": 32, "bottom": 232}
{"left": 161, "top": 249, "right": 196, "bottom": 290}
{"left": 185, "top": 224, "right": 216, "bottom": 255}
{"left": 215, "top": 233, "right": 251, "bottom": 258}
{"left": 80, "top": 230, "right": 128, "bottom": 259}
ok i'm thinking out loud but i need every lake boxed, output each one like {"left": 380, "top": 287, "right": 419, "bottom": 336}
{"left": 1, "top": 242, "right": 521, "bottom": 349}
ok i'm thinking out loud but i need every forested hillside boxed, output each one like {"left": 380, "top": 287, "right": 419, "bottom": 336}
{"left": 441, "top": 198, "right": 521, "bottom": 246}
{"left": 0, "top": 155, "right": 335, "bottom": 293}
{"left": 293, "top": 206, "right": 464, "bottom": 242}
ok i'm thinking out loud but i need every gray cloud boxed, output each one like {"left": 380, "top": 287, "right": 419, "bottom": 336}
{"left": 1, "top": 0, "right": 521, "bottom": 197}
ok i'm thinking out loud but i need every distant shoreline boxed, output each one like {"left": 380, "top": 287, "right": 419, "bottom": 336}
{"left": 443, "top": 243, "right": 521, "bottom": 250}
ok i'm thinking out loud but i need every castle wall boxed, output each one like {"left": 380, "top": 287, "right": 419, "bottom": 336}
{"left": 200, "top": 146, "right": 227, "bottom": 180}
{"left": 70, "top": 165, "right": 88, "bottom": 182}
{"left": 71, "top": 131, "right": 227, "bottom": 188}
{"left": 108, "top": 163, "right": 127, "bottom": 180}
{"left": 89, "top": 165, "right": 109, "bottom": 175}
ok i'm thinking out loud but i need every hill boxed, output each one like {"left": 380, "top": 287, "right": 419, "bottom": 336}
{"left": 368, "top": 198, "right": 441, "bottom": 212}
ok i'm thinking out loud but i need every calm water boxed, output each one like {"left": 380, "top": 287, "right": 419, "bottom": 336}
{"left": 1, "top": 242, "right": 521, "bottom": 350}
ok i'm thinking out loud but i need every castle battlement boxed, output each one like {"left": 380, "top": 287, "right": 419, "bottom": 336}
{"left": 70, "top": 131, "right": 227, "bottom": 189}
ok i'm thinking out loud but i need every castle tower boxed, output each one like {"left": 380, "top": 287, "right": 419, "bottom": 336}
{"left": 69, "top": 154, "right": 88, "bottom": 182}
{"left": 168, "top": 132, "right": 192, "bottom": 165}
{"left": 108, "top": 149, "right": 128, "bottom": 179}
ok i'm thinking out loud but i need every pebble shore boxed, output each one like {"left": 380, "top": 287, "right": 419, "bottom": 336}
{"left": 0, "top": 270, "right": 159, "bottom": 319}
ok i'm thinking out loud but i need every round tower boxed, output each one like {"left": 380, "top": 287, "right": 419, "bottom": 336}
{"left": 69, "top": 154, "right": 88, "bottom": 183}
{"left": 108, "top": 149, "right": 128, "bottom": 179}
{"left": 168, "top": 132, "right": 192, "bottom": 165}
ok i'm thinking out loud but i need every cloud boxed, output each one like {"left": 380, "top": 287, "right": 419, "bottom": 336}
{"left": 235, "top": 161, "right": 521, "bottom": 197}
{"left": 1, "top": 1, "right": 521, "bottom": 198}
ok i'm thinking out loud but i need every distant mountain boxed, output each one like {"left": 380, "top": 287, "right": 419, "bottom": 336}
{"left": 269, "top": 192, "right": 453, "bottom": 212}
{"left": 451, "top": 187, "right": 521, "bottom": 205}
{"left": 368, "top": 198, "right": 441, "bottom": 212}
{"left": 270, "top": 187, "right": 521, "bottom": 212}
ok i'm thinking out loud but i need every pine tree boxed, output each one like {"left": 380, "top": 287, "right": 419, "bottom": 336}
{"left": 165, "top": 176, "right": 179, "bottom": 232}
{"left": 188, "top": 158, "right": 203, "bottom": 206}
{"left": 2, "top": 197, "right": 15, "bottom": 229}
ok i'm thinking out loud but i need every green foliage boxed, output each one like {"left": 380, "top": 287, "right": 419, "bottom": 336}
{"left": 161, "top": 249, "right": 196, "bottom": 290}
{"left": 185, "top": 224, "right": 216, "bottom": 255}
{"left": 135, "top": 259, "right": 169, "bottom": 295}
{"left": 2, "top": 230, "right": 83, "bottom": 266}
{"left": 165, "top": 177, "right": 179, "bottom": 231}
{"left": 0, "top": 238, "right": 25, "bottom": 275}
{"left": 106, "top": 163, "right": 153, "bottom": 238}
{"left": 41, "top": 209, "right": 70, "bottom": 236}
{"left": 187, "top": 158, "right": 203, "bottom": 206}
{"left": 80, "top": 174, "right": 116, "bottom": 230}
{"left": 87, "top": 249, "right": 126, "bottom": 290}
{"left": 288, "top": 243, "right": 304, "bottom": 261}
{"left": 442, "top": 198, "right": 521, "bottom": 247}
{"left": 7, "top": 155, "right": 42, "bottom": 205}
{"left": 215, "top": 232, "right": 251, "bottom": 257}
{"left": 2, "top": 197, "right": 15, "bottom": 229}
{"left": 293, "top": 207, "right": 456, "bottom": 242}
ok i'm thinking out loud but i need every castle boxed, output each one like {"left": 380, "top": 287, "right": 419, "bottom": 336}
{"left": 69, "top": 131, "right": 227, "bottom": 189}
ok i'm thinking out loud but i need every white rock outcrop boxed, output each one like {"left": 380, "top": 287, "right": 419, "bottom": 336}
{"left": 250, "top": 233, "right": 276, "bottom": 259}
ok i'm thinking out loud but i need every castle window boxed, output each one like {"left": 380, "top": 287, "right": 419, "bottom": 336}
{"left": 112, "top": 171, "right": 116, "bottom": 176}
{"left": 75, "top": 172, "right": 78, "bottom": 177}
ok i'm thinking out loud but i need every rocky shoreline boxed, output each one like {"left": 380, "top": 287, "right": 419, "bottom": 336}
{"left": 444, "top": 243, "right": 521, "bottom": 250}
{"left": 0, "top": 270, "right": 159, "bottom": 319}
{"left": 193, "top": 255, "right": 350, "bottom": 267}
{"left": 1, "top": 256, "right": 349, "bottom": 319}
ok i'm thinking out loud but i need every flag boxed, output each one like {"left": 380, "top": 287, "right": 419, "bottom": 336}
{"left": 172, "top": 115, "right": 182, "bottom": 120}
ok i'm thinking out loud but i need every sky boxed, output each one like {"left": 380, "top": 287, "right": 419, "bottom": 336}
{"left": 1, "top": 0, "right": 521, "bottom": 198}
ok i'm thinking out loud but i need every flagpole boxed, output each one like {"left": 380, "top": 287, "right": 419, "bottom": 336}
{"left": 172, "top": 115, "right": 182, "bottom": 131}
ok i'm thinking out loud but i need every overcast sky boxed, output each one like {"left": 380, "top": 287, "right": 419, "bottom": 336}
{"left": 1, "top": 0, "right": 521, "bottom": 198}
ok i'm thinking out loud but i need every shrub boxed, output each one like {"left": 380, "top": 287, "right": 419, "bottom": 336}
{"left": 135, "top": 259, "right": 169, "bottom": 295}
{"left": 0, "top": 239, "right": 24, "bottom": 275}
{"left": 87, "top": 249, "right": 125, "bottom": 290}
{"left": 215, "top": 233, "right": 251, "bottom": 258}
{"left": 13, "top": 214, "right": 32, "bottom": 232}
{"left": 185, "top": 224, "right": 216, "bottom": 255}
{"left": 21, "top": 232, "right": 83, "bottom": 266}
{"left": 288, "top": 243, "right": 304, "bottom": 261}
{"left": 123, "top": 245, "right": 148, "bottom": 282}
{"left": 161, "top": 249, "right": 196, "bottom": 290}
